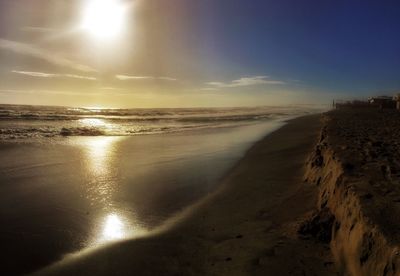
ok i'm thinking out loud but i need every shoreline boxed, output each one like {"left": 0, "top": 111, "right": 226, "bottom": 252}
{"left": 36, "top": 114, "right": 337, "bottom": 276}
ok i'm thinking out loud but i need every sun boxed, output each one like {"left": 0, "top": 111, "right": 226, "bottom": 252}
{"left": 81, "top": 0, "right": 127, "bottom": 39}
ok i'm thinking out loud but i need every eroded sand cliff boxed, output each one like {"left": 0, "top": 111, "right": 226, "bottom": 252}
{"left": 304, "top": 108, "right": 400, "bottom": 276}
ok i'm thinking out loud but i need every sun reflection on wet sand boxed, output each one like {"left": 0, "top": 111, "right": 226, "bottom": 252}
{"left": 102, "top": 213, "right": 125, "bottom": 241}
{"left": 76, "top": 136, "right": 148, "bottom": 245}
{"left": 74, "top": 136, "right": 136, "bottom": 245}
{"left": 80, "top": 137, "right": 123, "bottom": 212}
{"left": 84, "top": 136, "right": 120, "bottom": 175}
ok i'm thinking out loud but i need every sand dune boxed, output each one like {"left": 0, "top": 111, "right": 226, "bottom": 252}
{"left": 305, "top": 108, "right": 400, "bottom": 275}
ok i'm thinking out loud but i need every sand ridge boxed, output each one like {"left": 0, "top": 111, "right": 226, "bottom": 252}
{"left": 305, "top": 108, "right": 400, "bottom": 275}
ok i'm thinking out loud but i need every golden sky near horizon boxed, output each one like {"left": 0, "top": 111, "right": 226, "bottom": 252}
{"left": 0, "top": 0, "right": 339, "bottom": 108}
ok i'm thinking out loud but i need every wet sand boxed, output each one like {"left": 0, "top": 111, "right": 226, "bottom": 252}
{"left": 0, "top": 121, "right": 285, "bottom": 275}
{"left": 37, "top": 114, "right": 337, "bottom": 276}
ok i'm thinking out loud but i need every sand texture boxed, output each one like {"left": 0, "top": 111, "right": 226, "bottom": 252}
{"left": 35, "top": 114, "right": 337, "bottom": 275}
{"left": 305, "top": 108, "right": 400, "bottom": 275}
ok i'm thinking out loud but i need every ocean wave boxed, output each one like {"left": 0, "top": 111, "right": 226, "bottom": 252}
{"left": 0, "top": 104, "right": 327, "bottom": 140}
{"left": 60, "top": 127, "right": 105, "bottom": 136}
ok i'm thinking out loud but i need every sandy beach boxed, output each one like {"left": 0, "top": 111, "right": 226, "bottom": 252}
{"left": 35, "top": 114, "right": 337, "bottom": 276}
{"left": 0, "top": 119, "right": 288, "bottom": 275}
{"left": 9, "top": 105, "right": 400, "bottom": 276}
{"left": 1, "top": 0, "right": 398, "bottom": 275}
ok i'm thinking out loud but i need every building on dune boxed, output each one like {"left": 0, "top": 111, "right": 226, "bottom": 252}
{"left": 335, "top": 95, "right": 400, "bottom": 109}
{"left": 367, "top": 96, "right": 396, "bottom": 109}
{"left": 393, "top": 94, "right": 400, "bottom": 110}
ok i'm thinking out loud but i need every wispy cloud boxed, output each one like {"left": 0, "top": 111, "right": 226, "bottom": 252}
{"left": 0, "top": 88, "right": 132, "bottom": 97}
{"left": 20, "top": 26, "right": 55, "bottom": 33}
{"left": 0, "top": 39, "right": 96, "bottom": 73}
{"left": 200, "top": 87, "right": 218, "bottom": 91}
{"left": 115, "top": 75, "right": 177, "bottom": 81}
{"left": 0, "top": 89, "right": 87, "bottom": 96}
{"left": 12, "top": 70, "right": 97, "bottom": 80}
{"left": 158, "top": 77, "right": 177, "bottom": 81}
{"left": 205, "top": 76, "right": 285, "bottom": 89}
{"left": 115, "top": 75, "right": 151, "bottom": 80}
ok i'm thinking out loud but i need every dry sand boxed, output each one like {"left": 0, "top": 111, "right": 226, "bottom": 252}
{"left": 36, "top": 114, "right": 337, "bottom": 276}
{"left": 305, "top": 108, "right": 400, "bottom": 276}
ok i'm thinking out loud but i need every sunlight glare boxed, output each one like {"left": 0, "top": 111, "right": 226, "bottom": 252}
{"left": 102, "top": 213, "right": 125, "bottom": 240}
{"left": 82, "top": 0, "right": 127, "bottom": 39}
{"left": 83, "top": 136, "right": 120, "bottom": 175}
{"left": 79, "top": 118, "right": 106, "bottom": 127}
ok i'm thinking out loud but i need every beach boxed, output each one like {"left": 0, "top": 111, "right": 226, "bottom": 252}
{"left": 5, "top": 103, "right": 400, "bottom": 276}
{"left": 0, "top": 110, "right": 295, "bottom": 275}
{"left": 35, "top": 114, "right": 338, "bottom": 276}
{"left": 0, "top": 0, "right": 398, "bottom": 275}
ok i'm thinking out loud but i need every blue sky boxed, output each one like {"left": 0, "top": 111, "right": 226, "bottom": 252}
{"left": 0, "top": 0, "right": 399, "bottom": 107}
{"left": 189, "top": 0, "right": 400, "bottom": 91}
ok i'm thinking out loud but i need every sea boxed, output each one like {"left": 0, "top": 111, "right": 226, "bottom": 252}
{"left": 0, "top": 104, "right": 325, "bottom": 140}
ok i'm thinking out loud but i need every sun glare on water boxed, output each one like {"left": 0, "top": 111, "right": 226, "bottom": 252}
{"left": 79, "top": 118, "right": 106, "bottom": 127}
{"left": 81, "top": 0, "right": 127, "bottom": 39}
{"left": 102, "top": 214, "right": 125, "bottom": 240}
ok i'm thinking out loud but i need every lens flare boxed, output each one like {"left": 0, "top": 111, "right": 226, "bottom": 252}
{"left": 82, "top": 0, "right": 126, "bottom": 39}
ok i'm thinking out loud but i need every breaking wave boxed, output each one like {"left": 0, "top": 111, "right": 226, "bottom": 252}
{"left": 0, "top": 104, "right": 327, "bottom": 140}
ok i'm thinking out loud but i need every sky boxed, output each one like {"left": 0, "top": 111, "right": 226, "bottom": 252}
{"left": 0, "top": 0, "right": 399, "bottom": 108}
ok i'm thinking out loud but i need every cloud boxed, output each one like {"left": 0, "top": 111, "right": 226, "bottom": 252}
{"left": 0, "top": 89, "right": 85, "bottom": 96}
{"left": 115, "top": 75, "right": 151, "bottom": 80}
{"left": 0, "top": 39, "right": 96, "bottom": 72}
{"left": 11, "top": 70, "right": 97, "bottom": 80}
{"left": 20, "top": 27, "right": 55, "bottom": 33}
{"left": 0, "top": 88, "right": 133, "bottom": 97}
{"left": 158, "top": 77, "right": 177, "bottom": 81}
{"left": 205, "top": 76, "right": 285, "bottom": 89}
{"left": 200, "top": 87, "right": 218, "bottom": 91}
{"left": 115, "top": 75, "right": 177, "bottom": 81}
